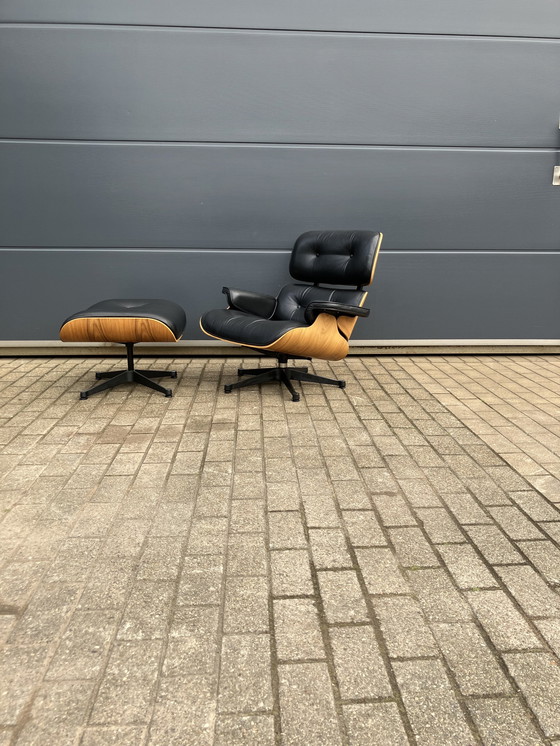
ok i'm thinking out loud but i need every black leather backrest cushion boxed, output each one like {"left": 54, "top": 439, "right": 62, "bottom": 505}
{"left": 290, "top": 231, "right": 381, "bottom": 286}
{"left": 274, "top": 284, "right": 365, "bottom": 323}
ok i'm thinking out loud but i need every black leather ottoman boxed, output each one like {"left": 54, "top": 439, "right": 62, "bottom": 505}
{"left": 60, "top": 299, "right": 187, "bottom": 398}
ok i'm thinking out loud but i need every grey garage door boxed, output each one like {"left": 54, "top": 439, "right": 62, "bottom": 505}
{"left": 1, "top": 1, "right": 559, "bottom": 342}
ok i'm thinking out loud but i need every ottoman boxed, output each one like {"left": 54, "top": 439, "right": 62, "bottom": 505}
{"left": 60, "top": 299, "right": 187, "bottom": 398}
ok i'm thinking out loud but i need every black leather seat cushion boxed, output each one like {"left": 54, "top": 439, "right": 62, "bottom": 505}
{"left": 274, "top": 284, "right": 364, "bottom": 324}
{"left": 61, "top": 299, "right": 187, "bottom": 338}
{"left": 202, "top": 284, "right": 365, "bottom": 346}
{"left": 201, "top": 309, "right": 307, "bottom": 347}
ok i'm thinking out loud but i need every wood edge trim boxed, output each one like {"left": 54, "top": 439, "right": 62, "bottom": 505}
{"left": 368, "top": 232, "right": 383, "bottom": 286}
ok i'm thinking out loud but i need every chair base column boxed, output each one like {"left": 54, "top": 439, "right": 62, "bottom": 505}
{"left": 224, "top": 358, "right": 345, "bottom": 402}
{"left": 80, "top": 343, "right": 176, "bottom": 399}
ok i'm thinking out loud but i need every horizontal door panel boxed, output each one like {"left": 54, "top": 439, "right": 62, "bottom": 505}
{"left": 1, "top": 0, "right": 559, "bottom": 38}
{"left": 1, "top": 28, "right": 559, "bottom": 146}
{"left": 2, "top": 249, "right": 560, "bottom": 341}
{"left": 1, "top": 143, "right": 559, "bottom": 250}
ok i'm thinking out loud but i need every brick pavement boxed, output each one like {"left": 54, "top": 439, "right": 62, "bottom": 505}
{"left": 1, "top": 354, "right": 560, "bottom": 744}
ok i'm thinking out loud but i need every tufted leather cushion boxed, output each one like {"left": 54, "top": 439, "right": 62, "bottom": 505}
{"left": 61, "top": 299, "right": 186, "bottom": 339}
{"left": 289, "top": 230, "right": 381, "bottom": 286}
{"left": 201, "top": 309, "right": 307, "bottom": 347}
{"left": 274, "top": 284, "right": 365, "bottom": 323}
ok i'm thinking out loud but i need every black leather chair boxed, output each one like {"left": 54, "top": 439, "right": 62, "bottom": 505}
{"left": 200, "top": 230, "right": 383, "bottom": 401}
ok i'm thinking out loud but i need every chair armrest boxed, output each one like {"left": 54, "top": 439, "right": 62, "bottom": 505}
{"left": 304, "top": 301, "right": 370, "bottom": 325}
{"left": 222, "top": 287, "right": 277, "bottom": 318}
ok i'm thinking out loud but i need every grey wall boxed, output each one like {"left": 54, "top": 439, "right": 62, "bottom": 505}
{"left": 1, "top": 3, "right": 560, "bottom": 342}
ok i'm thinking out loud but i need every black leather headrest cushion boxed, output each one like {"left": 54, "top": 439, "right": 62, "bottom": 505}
{"left": 289, "top": 231, "right": 381, "bottom": 286}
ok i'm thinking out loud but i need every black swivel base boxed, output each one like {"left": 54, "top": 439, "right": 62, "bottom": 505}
{"left": 224, "top": 355, "right": 345, "bottom": 402}
{"left": 80, "top": 343, "right": 177, "bottom": 399}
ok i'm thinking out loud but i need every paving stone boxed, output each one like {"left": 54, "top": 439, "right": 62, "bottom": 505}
{"left": 465, "top": 525, "right": 524, "bottom": 564}
{"left": 223, "top": 576, "right": 269, "bottom": 634}
{"left": 0, "top": 616, "right": 16, "bottom": 643}
{"left": 0, "top": 559, "right": 48, "bottom": 607}
{"left": 148, "top": 675, "right": 216, "bottom": 746}
{"left": 309, "top": 528, "right": 352, "bottom": 569}
{"left": 431, "top": 622, "right": 511, "bottom": 695}
{"left": 218, "top": 634, "right": 273, "bottom": 713}
{"left": 408, "top": 568, "right": 471, "bottom": 622}
{"left": 535, "top": 618, "right": 560, "bottom": 658}
{"left": 101, "top": 519, "right": 149, "bottom": 559}
{"left": 230, "top": 499, "right": 265, "bottom": 533}
{"left": 302, "top": 490, "right": 341, "bottom": 527}
{"left": 80, "top": 726, "right": 147, "bottom": 745}
{"left": 9, "top": 582, "right": 81, "bottom": 644}
{"left": 187, "top": 517, "right": 228, "bottom": 554}
{"left": 169, "top": 606, "right": 219, "bottom": 641}
{"left": 467, "top": 590, "right": 540, "bottom": 650}
{"left": 90, "top": 640, "right": 163, "bottom": 725}
{"left": 78, "top": 558, "right": 137, "bottom": 609}
{"left": 393, "top": 659, "right": 474, "bottom": 745}
{"left": 440, "top": 492, "right": 491, "bottom": 524}
{"left": 329, "top": 625, "right": 391, "bottom": 699}
{"left": 317, "top": 570, "right": 369, "bottom": 623}
{"left": 273, "top": 598, "right": 324, "bottom": 660}
{"left": 177, "top": 555, "right": 224, "bottom": 606}
{"left": 333, "top": 480, "right": 371, "bottom": 509}
{"left": 15, "top": 680, "right": 95, "bottom": 746}
{"left": 503, "top": 652, "right": 560, "bottom": 737}
{"left": 496, "top": 564, "right": 560, "bottom": 617}
{"left": 416, "top": 508, "right": 465, "bottom": 544}
{"left": 373, "top": 596, "right": 438, "bottom": 657}
{"left": 517, "top": 541, "right": 560, "bottom": 585}
{"left": 266, "top": 482, "right": 299, "bottom": 511}
{"left": 267, "top": 512, "right": 306, "bottom": 549}
{"left": 389, "top": 527, "right": 439, "bottom": 567}
{"left": 47, "top": 609, "right": 119, "bottom": 680}
{"left": 510, "top": 491, "right": 560, "bottom": 521}
{"left": 528, "top": 475, "right": 560, "bottom": 502}
{"left": 227, "top": 533, "right": 267, "bottom": 576}
{"left": 270, "top": 549, "right": 313, "bottom": 596}
{"left": 278, "top": 662, "right": 342, "bottom": 746}
{"left": 467, "top": 478, "right": 511, "bottom": 506}
{"left": 489, "top": 507, "right": 545, "bottom": 541}
{"left": 398, "top": 479, "right": 442, "bottom": 507}
{"left": 356, "top": 548, "right": 409, "bottom": 594}
{"left": 0, "top": 645, "right": 49, "bottom": 724}
{"left": 341, "top": 510, "right": 386, "bottom": 546}
{"left": 136, "top": 537, "right": 183, "bottom": 581}
{"left": 116, "top": 580, "right": 174, "bottom": 640}
{"left": 438, "top": 543, "right": 498, "bottom": 589}
{"left": 214, "top": 714, "right": 275, "bottom": 746}
{"left": 343, "top": 703, "right": 408, "bottom": 746}
{"left": 467, "top": 696, "right": 544, "bottom": 746}
{"left": 371, "top": 493, "right": 416, "bottom": 527}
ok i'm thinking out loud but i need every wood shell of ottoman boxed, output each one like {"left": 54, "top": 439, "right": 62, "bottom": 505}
{"left": 60, "top": 299, "right": 186, "bottom": 343}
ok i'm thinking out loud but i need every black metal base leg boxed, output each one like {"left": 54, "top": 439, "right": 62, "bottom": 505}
{"left": 280, "top": 369, "right": 300, "bottom": 402}
{"left": 225, "top": 369, "right": 279, "bottom": 393}
{"left": 289, "top": 369, "right": 346, "bottom": 388}
{"left": 80, "top": 343, "right": 175, "bottom": 398}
